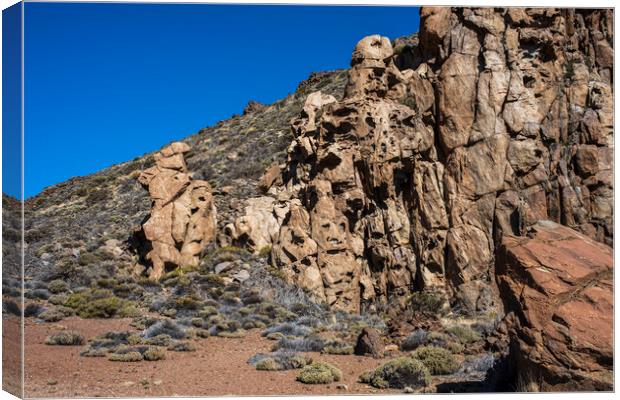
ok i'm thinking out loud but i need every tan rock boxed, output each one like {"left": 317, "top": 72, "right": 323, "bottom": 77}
{"left": 137, "top": 142, "right": 216, "bottom": 280}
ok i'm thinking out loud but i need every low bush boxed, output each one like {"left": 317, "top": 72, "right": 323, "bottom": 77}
{"left": 255, "top": 357, "right": 280, "bottom": 371}
{"left": 2, "top": 300, "right": 21, "bottom": 316}
{"left": 45, "top": 330, "right": 85, "bottom": 346}
{"left": 445, "top": 325, "right": 482, "bottom": 344}
{"left": 109, "top": 351, "right": 143, "bottom": 362}
{"left": 144, "top": 320, "right": 186, "bottom": 339}
{"left": 47, "top": 279, "right": 70, "bottom": 294}
{"left": 297, "top": 362, "right": 342, "bottom": 384}
{"left": 411, "top": 346, "right": 459, "bottom": 375}
{"left": 168, "top": 341, "right": 197, "bottom": 352}
{"left": 24, "top": 303, "right": 45, "bottom": 317}
{"left": 401, "top": 329, "right": 428, "bottom": 351}
{"left": 143, "top": 346, "right": 166, "bottom": 361}
{"left": 359, "top": 357, "right": 430, "bottom": 389}
{"left": 64, "top": 288, "right": 138, "bottom": 318}
{"left": 144, "top": 334, "right": 173, "bottom": 347}
{"left": 410, "top": 291, "right": 446, "bottom": 315}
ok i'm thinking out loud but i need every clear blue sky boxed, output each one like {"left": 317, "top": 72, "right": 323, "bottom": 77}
{"left": 17, "top": 3, "right": 420, "bottom": 199}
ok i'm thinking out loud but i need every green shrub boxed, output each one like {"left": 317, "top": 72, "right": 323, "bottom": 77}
{"left": 445, "top": 325, "right": 482, "bottom": 344}
{"left": 258, "top": 246, "right": 272, "bottom": 258}
{"left": 47, "top": 279, "right": 70, "bottom": 294}
{"left": 198, "top": 306, "right": 218, "bottom": 318}
{"left": 45, "top": 330, "right": 85, "bottom": 346}
{"left": 256, "top": 357, "right": 280, "bottom": 371}
{"left": 109, "top": 351, "right": 143, "bottom": 362}
{"left": 143, "top": 347, "right": 166, "bottom": 361}
{"left": 145, "top": 334, "right": 172, "bottom": 347}
{"left": 323, "top": 345, "right": 354, "bottom": 355}
{"left": 48, "top": 294, "right": 69, "bottom": 306}
{"left": 39, "top": 309, "right": 65, "bottom": 322}
{"left": 297, "top": 362, "right": 342, "bottom": 384}
{"left": 410, "top": 291, "right": 446, "bottom": 315}
{"left": 360, "top": 357, "right": 430, "bottom": 389}
{"left": 411, "top": 346, "right": 459, "bottom": 375}
{"left": 64, "top": 288, "right": 138, "bottom": 318}
{"left": 168, "top": 341, "right": 197, "bottom": 352}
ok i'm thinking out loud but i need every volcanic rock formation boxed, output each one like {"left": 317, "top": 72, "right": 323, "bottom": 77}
{"left": 136, "top": 142, "right": 217, "bottom": 280}
{"left": 496, "top": 220, "right": 613, "bottom": 391}
{"left": 267, "top": 7, "right": 614, "bottom": 314}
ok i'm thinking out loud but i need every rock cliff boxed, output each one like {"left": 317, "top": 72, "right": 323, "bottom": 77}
{"left": 265, "top": 7, "right": 613, "bottom": 314}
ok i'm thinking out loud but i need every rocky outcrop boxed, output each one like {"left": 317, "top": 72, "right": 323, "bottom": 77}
{"left": 269, "top": 7, "right": 613, "bottom": 313}
{"left": 136, "top": 142, "right": 217, "bottom": 280}
{"left": 225, "top": 196, "right": 280, "bottom": 254}
{"left": 496, "top": 221, "right": 613, "bottom": 391}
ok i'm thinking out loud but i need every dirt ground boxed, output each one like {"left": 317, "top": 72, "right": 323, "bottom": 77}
{"left": 22, "top": 316, "right": 399, "bottom": 398}
{"left": 3, "top": 316, "right": 22, "bottom": 397}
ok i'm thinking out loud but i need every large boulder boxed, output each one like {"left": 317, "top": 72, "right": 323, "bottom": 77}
{"left": 136, "top": 142, "right": 217, "bottom": 280}
{"left": 496, "top": 221, "right": 613, "bottom": 391}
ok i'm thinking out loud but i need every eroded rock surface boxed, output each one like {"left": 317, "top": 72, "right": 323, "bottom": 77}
{"left": 136, "top": 142, "right": 217, "bottom": 280}
{"left": 496, "top": 221, "right": 613, "bottom": 391}
{"left": 268, "top": 8, "right": 613, "bottom": 313}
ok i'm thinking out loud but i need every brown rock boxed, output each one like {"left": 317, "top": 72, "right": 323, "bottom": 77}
{"left": 354, "top": 327, "right": 384, "bottom": 358}
{"left": 496, "top": 221, "right": 613, "bottom": 391}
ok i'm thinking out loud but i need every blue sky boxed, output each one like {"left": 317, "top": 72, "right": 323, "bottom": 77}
{"left": 16, "top": 3, "right": 419, "bottom": 198}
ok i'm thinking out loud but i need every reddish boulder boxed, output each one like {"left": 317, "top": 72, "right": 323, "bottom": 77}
{"left": 496, "top": 221, "right": 612, "bottom": 391}
{"left": 354, "top": 327, "right": 384, "bottom": 358}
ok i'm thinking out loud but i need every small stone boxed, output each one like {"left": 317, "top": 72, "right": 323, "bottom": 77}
{"left": 404, "top": 386, "right": 415, "bottom": 393}
{"left": 336, "top": 384, "right": 348, "bottom": 391}
{"left": 214, "top": 262, "right": 234, "bottom": 274}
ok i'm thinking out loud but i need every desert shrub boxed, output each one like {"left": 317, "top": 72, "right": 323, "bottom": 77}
{"left": 297, "top": 362, "right": 342, "bottom": 384}
{"left": 462, "top": 353, "right": 495, "bottom": 373}
{"left": 360, "top": 357, "right": 430, "bottom": 389}
{"left": 272, "top": 336, "right": 325, "bottom": 352}
{"left": 196, "top": 329, "right": 210, "bottom": 338}
{"left": 39, "top": 308, "right": 65, "bottom": 322}
{"left": 401, "top": 329, "right": 428, "bottom": 351}
{"left": 262, "top": 322, "right": 312, "bottom": 338}
{"left": 323, "top": 344, "right": 354, "bottom": 355}
{"left": 47, "top": 279, "right": 70, "bottom": 294}
{"left": 217, "top": 330, "right": 247, "bottom": 338}
{"left": 144, "top": 320, "right": 186, "bottom": 339}
{"left": 168, "top": 341, "right": 197, "bottom": 352}
{"left": 24, "top": 303, "right": 45, "bottom": 317}
{"left": 266, "top": 332, "right": 285, "bottom": 341}
{"left": 410, "top": 291, "right": 446, "bottom": 315}
{"left": 446, "top": 341, "right": 464, "bottom": 354}
{"left": 45, "top": 330, "right": 85, "bottom": 346}
{"left": 48, "top": 294, "right": 69, "bottom": 305}
{"left": 2, "top": 300, "right": 21, "bottom": 316}
{"left": 198, "top": 306, "right": 218, "bottom": 318}
{"left": 109, "top": 351, "right": 143, "bottom": 362}
{"left": 26, "top": 288, "right": 51, "bottom": 300}
{"left": 240, "top": 289, "right": 263, "bottom": 305}
{"left": 64, "top": 288, "right": 137, "bottom": 318}
{"left": 258, "top": 246, "right": 272, "bottom": 258}
{"left": 411, "top": 346, "right": 459, "bottom": 375}
{"left": 144, "top": 334, "right": 173, "bottom": 347}
{"left": 255, "top": 357, "right": 279, "bottom": 371}
{"left": 143, "top": 346, "right": 166, "bottom": 361}
{"left": 445, "top": 325, "right": 482, "bottom": 344}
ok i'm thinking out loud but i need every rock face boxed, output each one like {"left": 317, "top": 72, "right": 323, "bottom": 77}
{"left": 269, "top": 8, "right": 614, "bottom": 313}
{"left": 496, "top": 221, "right": 613, "bottom": 391}
{"left": 226, "top": 196, "right": 280, "bottom": 254}
{"left": 136, "top": 142, "right": 217, "bottom": 280}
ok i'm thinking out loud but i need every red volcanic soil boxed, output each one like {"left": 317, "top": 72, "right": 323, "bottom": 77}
{"left": 23, "top": 316, "right": 395, "bottom": 398}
